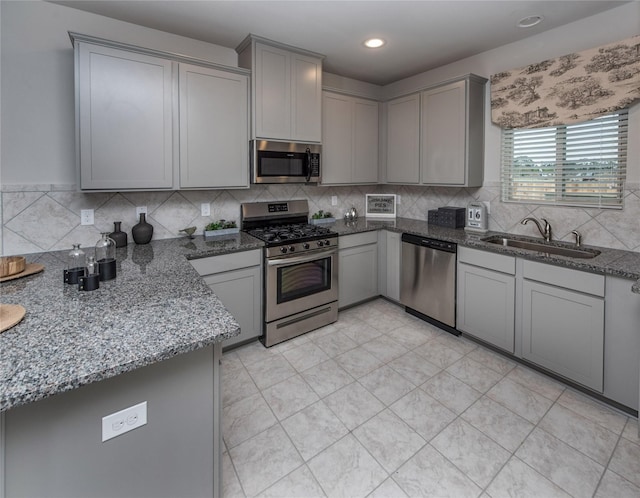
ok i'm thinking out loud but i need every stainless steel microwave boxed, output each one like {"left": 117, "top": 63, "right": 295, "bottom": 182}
{"left": 251, "top": 140, "right": 321, "bottom": 184}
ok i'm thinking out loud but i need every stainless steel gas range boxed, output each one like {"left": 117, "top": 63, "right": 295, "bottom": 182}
{"left": 241, "top": 200, "right": 339, "bottom": 347}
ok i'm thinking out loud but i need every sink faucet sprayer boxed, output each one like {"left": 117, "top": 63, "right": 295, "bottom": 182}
{"left": 521, "top": 217, "right": 552, "bottom": 242}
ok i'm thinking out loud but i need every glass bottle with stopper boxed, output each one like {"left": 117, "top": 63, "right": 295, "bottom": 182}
{"left": 95, "top": 233, "right": 117, "bottom": 281}
{"left": 63, "top": 244, "right": 85, "bottom": 284}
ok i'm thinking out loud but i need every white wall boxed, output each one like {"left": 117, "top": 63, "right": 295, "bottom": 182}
{"left": 382, "top": 1, "right": 640, "bottom": 185}
{"left": 0, "top": 0, "right": 237, "bottom": 186}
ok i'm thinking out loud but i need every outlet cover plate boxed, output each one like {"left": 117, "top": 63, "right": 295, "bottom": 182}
{"left": 201, "top": 203, "right": 211, "bottom": 217}
{"left": 80, "top": 209, "right": 94, "bottom": 225}
{"left": 102, "top": 401, "right": 147, "bottom": 442}
{"left": 136, "top": 206, "right": 147, "bottom": 217}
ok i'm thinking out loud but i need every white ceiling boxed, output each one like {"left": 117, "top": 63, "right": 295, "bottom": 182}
{"left": 51, "top": 0, "right": 629, "bottom": 85}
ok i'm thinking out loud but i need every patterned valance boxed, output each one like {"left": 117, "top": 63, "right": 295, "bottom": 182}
{"left": 491, "top": 35, "right": 640, "bottom": 129}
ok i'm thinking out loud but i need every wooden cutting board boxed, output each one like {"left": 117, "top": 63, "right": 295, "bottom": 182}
{"left": 0, "top": 263, "right": 44, "bottom": 282}
{"left": 0, "top": 304, "right": 26, "bottom": 333}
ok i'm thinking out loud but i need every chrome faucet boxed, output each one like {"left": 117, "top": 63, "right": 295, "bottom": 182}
{"left": 571, "top": 230, "right": 582, "bottom": 247}
{"left": 521, "top": 217, "right": 552, "bottom": 242}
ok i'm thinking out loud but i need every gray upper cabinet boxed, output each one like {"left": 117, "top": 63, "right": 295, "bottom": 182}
{"left": 179, "top": 64, "right": 249, "bottom": 188}
{"left": 421, "top": 76, "right": 485, "bottom": 186}
{"left": 75, "top": 41, "right": 174, "bottom": 190}
{"left": 237, "top": 36, "right": 323, "bottom": 142}
{"left": 385, "top": 93, "right": 420, "bottom": 184}
{"left": 385, "top": 74, "right": 486, "bottom": 187}
{"left": 72, "top": 33, "right": 250, "bottom": 191}
{"left": 322, "top": 91, "right": 379, "bottom": 185}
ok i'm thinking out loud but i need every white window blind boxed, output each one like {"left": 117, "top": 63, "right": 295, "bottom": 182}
{"left": 501, "top": 111, "right": 628, "bottom": 209}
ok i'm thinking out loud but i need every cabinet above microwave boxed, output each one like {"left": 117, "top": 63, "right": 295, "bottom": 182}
{"left": 237, "top": 35, "right": 324, "bottom": 143}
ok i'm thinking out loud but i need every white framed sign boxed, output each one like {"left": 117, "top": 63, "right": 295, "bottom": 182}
{"left": 365, "top": 194, "right": 397, "bottom": 218}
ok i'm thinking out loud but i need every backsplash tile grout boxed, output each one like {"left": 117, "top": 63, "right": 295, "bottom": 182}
{"left": 2, "top": 184, "right": 639, "bottom": 256}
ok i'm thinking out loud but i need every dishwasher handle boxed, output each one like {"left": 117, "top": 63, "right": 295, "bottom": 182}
{"left": 401, "top": 233, "right": 457, "bottom": 253}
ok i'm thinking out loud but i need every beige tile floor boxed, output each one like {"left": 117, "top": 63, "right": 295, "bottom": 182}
{"left": 221, "top": 299, "right": 640, "bottom": 498}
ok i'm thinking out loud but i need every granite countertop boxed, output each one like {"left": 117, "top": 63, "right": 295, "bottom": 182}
{"left": 0, "top": 233, "right": 264, "bottom": 412}
{"left": 332, "top": 217, "right": 640, "bottom": 282}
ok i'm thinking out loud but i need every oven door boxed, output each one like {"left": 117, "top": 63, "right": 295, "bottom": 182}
{"left": 265, "top": 248, "right": 338, "bottom": 322}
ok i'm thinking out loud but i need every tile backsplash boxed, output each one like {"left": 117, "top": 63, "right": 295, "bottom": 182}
{"left": 2, "top": 183, "right": 640, "bottom": 256}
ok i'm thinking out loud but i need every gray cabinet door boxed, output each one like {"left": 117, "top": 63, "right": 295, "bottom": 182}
{"left": 203, "top": 266, "right": 262, "bottom": 348}
{"left": 386, "top": 94, "right": 420, "bottom": 184}
{"left": 339, "top": 242, "right": 379, "bottom": 308}
{"left": 421, "top": 80, "right": 466, "bottom": 185}
{"left": 322, "top": 92, "right": 353, "bottom": 184}
{"left": 322, "top": 92, "right": 379, "bottom": 185}
{"left": 457, "top": 262, "right": 515, "bottom": 353}
{"left": 522, "top": 279, "right": 604, "bottom": 392}
{"left": 254, "top": 43, "right": 291, "bottom": 140}
{"left": 77, "top": 43, "right": 173, "bottom": 189}
{"left": 179, "top": 64, "right": 249, "bottom": 188}
{"left": 291, "top": 52, "right": 322, "bottom": 142}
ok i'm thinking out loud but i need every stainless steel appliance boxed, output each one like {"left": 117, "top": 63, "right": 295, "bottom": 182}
{"left": 241, "top": 200, "right": 338, "bottom": 347}
{"left": 400, "top": 233, "right": 459, "bottom": 335}
{"left": 251, "top": 140, "right": 321, "bottom": 184}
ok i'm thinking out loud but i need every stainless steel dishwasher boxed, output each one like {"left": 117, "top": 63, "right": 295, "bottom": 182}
{"left": 400, "top": 233, "right": 459, "bottom": 335}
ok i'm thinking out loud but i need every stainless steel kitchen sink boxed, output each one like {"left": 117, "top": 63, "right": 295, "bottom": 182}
{"left": 482, "top": 235, "right": 601, "bottom": 259}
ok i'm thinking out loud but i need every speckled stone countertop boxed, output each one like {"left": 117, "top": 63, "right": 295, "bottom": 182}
{"left": 0, "top": 233, "right": 263, "bottom": 412}
{"left": 332, "top": 217, "right": 640, "bottom": 282}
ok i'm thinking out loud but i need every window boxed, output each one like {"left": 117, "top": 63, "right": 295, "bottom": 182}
{"left": 501, "top": 111, "right": 628, "bottom": 208}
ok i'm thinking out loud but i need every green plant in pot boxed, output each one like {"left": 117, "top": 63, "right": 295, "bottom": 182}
{"left": 311, "top": 210, "right": 333, "bottom": 219}
{"left": 204, "top": 220, "right": 237, "bottom": 231}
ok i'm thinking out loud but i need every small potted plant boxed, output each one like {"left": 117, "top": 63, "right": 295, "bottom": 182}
{"left": 310, "top": 210, "right": 335, "bottom": 225}
{"left": 203, "top": 220, "right": 239, "bottom": 238}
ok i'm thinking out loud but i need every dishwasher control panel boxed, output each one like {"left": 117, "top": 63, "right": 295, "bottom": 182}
{"left": 401, "top": 233, "right": 457, "bottom": 253}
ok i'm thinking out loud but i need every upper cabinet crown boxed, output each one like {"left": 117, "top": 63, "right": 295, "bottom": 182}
{"left": 237, "top": 35, "right": 324, "bottom": 143}
{"left": 385, "top": 74, "right": 487, "bottom": 187}
{"left": 71, "top": 33, "right": 250, "bottom": 191}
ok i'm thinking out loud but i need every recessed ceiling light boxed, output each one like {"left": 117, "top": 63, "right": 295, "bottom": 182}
{"left": 364, "top": 38, "right": 385, "bottom": 49}
{"left": 517, "top": 15, "right": 544, "bottom": 28}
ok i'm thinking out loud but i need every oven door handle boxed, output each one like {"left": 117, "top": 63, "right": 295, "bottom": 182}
{"left": 267, "top": 248, "right": 337, "bottom": 267}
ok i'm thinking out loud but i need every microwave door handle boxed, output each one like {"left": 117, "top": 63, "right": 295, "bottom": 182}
{"left": 305, "top": 148, "right": 311, "bottom": 182}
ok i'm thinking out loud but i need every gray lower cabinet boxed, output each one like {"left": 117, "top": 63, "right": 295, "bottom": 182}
{"left": 521, "top": 260, "right": 605, "bottom": 392}
{"left": 603, "top": 275, "right": 640, "bottom": 410}
{"left": 339, "top": 232, "right": 378, "bottom": 308}
{"left": 457, "top": 247, "right": 515, "bottom": 353}
{"left": 190, "top": 250, "right": 262, "bottom": 348}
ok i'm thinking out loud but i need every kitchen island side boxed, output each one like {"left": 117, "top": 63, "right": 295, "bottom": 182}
{"left": 0, "top": 235, "right": 262, "bottom": 498}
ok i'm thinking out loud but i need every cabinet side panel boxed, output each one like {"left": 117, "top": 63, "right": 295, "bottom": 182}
{"left": 5, "top": 347, "right": 216, "bottom": 498}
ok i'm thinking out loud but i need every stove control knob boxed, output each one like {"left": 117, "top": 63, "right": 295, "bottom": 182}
{"left": 317, "top": 240, "right": 324, "bottom": 247}
{"left": 280, "top": 247, "right": 288, "bottom": 254}
{"left": 288, "top": 246, "right": 295, "bottom": 252}
{"left": 303, "top": 243, "right": 310, "bottom": 250}
{"left": 324, "top": 240, "right": 331, "bottom": 246}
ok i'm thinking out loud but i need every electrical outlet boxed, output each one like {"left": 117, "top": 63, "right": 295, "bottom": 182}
{"left": 80, "top": 209, "right": 94, "bottom": 225}
{"left": 397, "top": 195, "right": 402, "bottom": 205}
{"left": 136, "top": 206, "right": 147, "bottom": 217}
{"left": 201, "top": 203, "right": 211, "bottom": 217}
{"left": 102, "top": 401, "right": 147, "bottom": 442}
{"left": 483, "top": 201, "right": 491, "bottom": 214}
{"left": 331, "top": 196, "right": 337, "bottom": 206}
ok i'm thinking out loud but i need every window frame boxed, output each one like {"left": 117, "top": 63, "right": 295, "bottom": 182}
{"left": 501, "top": 111, "right": 628, "bottom": 209}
